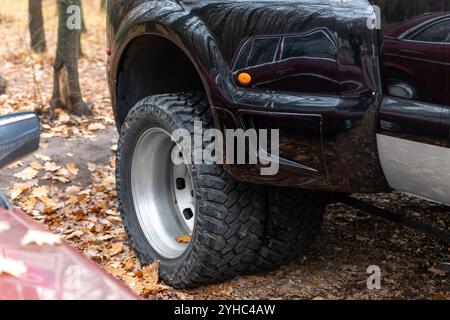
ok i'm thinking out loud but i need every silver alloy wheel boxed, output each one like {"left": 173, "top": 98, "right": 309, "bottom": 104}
{"left": 131, "top": 127, "right": 196, "bottom": 259}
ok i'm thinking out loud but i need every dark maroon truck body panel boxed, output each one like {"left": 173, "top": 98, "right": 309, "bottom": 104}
{"left": 107, "top": 0, "right": 450, "bottom": 194}
{"left": 107, "top": 0, "right": 389, "bottom": 194}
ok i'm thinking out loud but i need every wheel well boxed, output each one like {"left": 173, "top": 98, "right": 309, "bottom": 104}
{"left": 116, "top": 35, "right": 205, "bottom": 126}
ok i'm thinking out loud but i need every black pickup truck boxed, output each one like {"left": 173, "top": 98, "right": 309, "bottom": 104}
{"left": 107, "top": 0, "right": 449, "bottom": 287}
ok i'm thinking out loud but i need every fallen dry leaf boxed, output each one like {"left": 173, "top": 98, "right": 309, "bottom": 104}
{"left": 88, "top": 123, "right": 106, "bottom": 131}
{"left": 29, "top": 185, "right": 58, "bottom": 212}
{"left": 7, "top": 161, "right": 24, "bottom": 170}
{"left": 110, "top": 242, "right": 124, "bottom": 256}
{"left": 9, "top": 182, "right": 31, "bottom": 200}
{"left": 105, "top": 266, "right": 128, "bottom": 278}
{"left": 34, "top": 153, "right": 51, "bottom": 162}
{"left": 133, "top": 261, "right": 167, "bottom": 295}
{"left": 65, "top": 185, "right": 81, "bottom": 194}
{"left": 29, "top": 161, "right": 43, "bottom": 170}
{"left": 53, "top": 174, "right": 70, "bottom": 183}
{"left": 142, "top": 261, "right": 160, "bottom": 283}
{"left": 176, "top": 233, "right": 192, "bottom": 244}
{"left": 428, "top": 267, "right": 447, "bottom": 277}
{"left": 31, "top": 185, "right": 49, "bottom": 199}
{"left": 124, "top": 259, "right": 135, "bottom": 271}
{"left": 21, "top": 230, "right": 62, "bottom": 246}
{"left": 313, "top": 296, "right": 324, "bottom": 300}
{"left": 20, "top": 196, "right": 37, "bottom": 213}
{"left": 432, "top": 294, "right": 448, "bottom": 300}
{"left": 66, "top": 163, "right": 79, "bottom": 176}
{"left": 14, "top": 167, "right": 38, "bottom": 181}
{"left": 56, "top": 110, "right": 70, "bottom": 123}
{"left": 97, "top": 234, "right": 114, "bottom": 241}
{"left": 66, "top": 230, "right": 84, "bottom": 240}
{"left": 56, "top": 167, "right": 71, "bottom": 178}
{"left": 43, "top": 162, "right": 61, "bottom": 172}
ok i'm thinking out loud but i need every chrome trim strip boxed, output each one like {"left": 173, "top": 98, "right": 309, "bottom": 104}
{"left": 398, "top": 16, "right": 449, "bottom": 40}
{"left": 377, "top": 134, "right": 450, "bottom": 206}
{"left": 0, "top": 113, "right": 36, "bottom": 127}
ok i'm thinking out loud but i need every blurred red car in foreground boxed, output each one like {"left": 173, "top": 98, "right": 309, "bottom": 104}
{"left": 0, "top": 112, "right": 138, "bottom": 300}
{"left": 0, "top": 206, "right": 138, "bottom": 300}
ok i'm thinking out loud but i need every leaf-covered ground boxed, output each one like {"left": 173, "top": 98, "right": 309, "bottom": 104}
{"left": 0, "top": 0, "right": 448, "bottom": 299}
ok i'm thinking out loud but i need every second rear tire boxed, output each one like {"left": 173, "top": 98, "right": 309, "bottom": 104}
{"left": 253, "top": 187, "right": 326, "bottom": 272}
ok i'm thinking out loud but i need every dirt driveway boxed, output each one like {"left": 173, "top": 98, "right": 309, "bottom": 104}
{"left": 0, "top": 125, "right": 448, "bottom": 299}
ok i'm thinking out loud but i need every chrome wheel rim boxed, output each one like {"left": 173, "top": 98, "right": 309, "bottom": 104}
{"left": 387, "top": 80, "right": 417, "bottom": 99}
{"left": 131, "top": 127, "right": 195, "bottom": 259}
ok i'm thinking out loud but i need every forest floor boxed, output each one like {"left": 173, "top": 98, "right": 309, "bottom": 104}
{"left": 0, "top": 0, "right": 448, "bottom": 299}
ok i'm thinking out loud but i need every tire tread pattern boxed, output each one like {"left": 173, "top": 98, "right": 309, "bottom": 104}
{"left": 254, "top": 187, "right": 325, "bottom": 272}
{"left": 116, "top": 93, "right": 265, "bottom": 288}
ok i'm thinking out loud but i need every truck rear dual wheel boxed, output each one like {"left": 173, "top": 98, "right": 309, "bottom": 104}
{"left": 253, "top": 187, "right": 326, "bottom": 272}
{"left": 116, "top": 92, "right": 326, "bottom": 288}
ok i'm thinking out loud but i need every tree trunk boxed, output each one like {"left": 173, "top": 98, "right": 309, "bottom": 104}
{"left": 0, "top": 75, "right": 7, "bottom": 95}
{"left": 101, "top": 0, "right": 108, "bottom": 11}
{"left": 28, "top": 0, "right": 46, "bottom": 53}
{"left": 51, "top": 0, "right": 92, "bottom": 116}
{"left": 80, "top": 1, "right": 87, "bottom": 33}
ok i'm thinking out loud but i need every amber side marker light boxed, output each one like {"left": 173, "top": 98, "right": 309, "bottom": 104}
{"left": 237, "top": 72, "right": 252, "bottom": 86}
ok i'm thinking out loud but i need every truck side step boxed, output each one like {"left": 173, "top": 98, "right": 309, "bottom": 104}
{"left": 337, "top": 195, "right": 450, "bottom": 243}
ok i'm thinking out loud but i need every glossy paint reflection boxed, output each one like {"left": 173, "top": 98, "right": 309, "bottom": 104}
{"left": 379, "top": 96, "right": 448, "bottom": 147}
{"left": 233, "top": 29, "right": 341, "bottom": 95}
{"left": 382, "top": 12, "right": 449, "bottom": 106}
{"left": 107, "top": 0, "right": 389, "bottom": 193}
{"left": 375, "top": 0, "right": 450, "bottom": 149}
{"left": 232, "top": 28, "right": 371, "bottom": 96}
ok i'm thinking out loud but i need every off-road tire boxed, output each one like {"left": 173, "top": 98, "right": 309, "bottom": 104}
{"left": 253, "top": 187, "right": 326, "bottom": 272}
{"left": 116, "top": 92, "right": 266, "bottom": 288}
